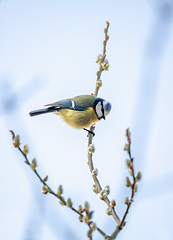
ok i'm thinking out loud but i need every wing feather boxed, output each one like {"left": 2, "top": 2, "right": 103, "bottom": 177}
{"left": 45, "top": 99, "right": 87, "bottom": 111}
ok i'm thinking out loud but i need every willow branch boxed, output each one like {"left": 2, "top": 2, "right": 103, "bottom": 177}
{"left": 10, "top": 130, "right": 108, "bottom": 239}
{"left": 119, "top": 129, "right": 141, "bottom": 230}
{"left": 87, "top": 22, "right": 120, "bottom": 225}
{"left": 10, "top": 130, "right": 82, "bottom": 217}
{"left": 94, "top": 21, "right": 110, "bottom": 97}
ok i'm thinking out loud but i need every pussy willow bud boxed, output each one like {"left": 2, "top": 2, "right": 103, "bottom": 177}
{"left": 92, "top": 184, "right": 99, "bottom": 194}
{"left": 13, "top": 135, "right": 20, "bottom": 148}
{"left": 129, "top": 168, "right": 133, "bottom": 176}
{"left": 124, "top": 143, "right": 130, "bottom": 154}
{"left": 106, "top": 21, "right": 110, "bottom": 26}
{"left": 23, "top": 144, "right": 29, "bottom": 155}
{"left": 111, "top": 200, "right": 116, "bottom": 207}
{"left": 10, "top": 130, "right": 15, "bottom": 140}
{"left": 42, "top": 185, "right": 49, "bottom": 194}
{"left": 59, "top": 196, "right": 65, "bottom": 206}
{"left": 43, "top": 175, "right": 48, "bottom": 182}
{"left": 84, "top": 201, "right": 89, "bottom": 212}
{"left": 79, "top": 215, "right": 83, "bottom": 222}
{"left": 90, "top": 222, "right": 97, "bottom": 231}
{"left": 31, "top": 158, "right": 37, "bottom": 170}
{"left": 100, "top": 190, "right": 107, "bottom": 200}
{"left": 95, "top": 54, "right": 103, "bottom": 64}
{"left": 67, "top": 198, "right": 73, "bottom": 208}
{"left": 125, "top": 197, "right": 130, "bottom": 205}
{"left": 101, "top": 59, "right": 109, "bottom": 70}
{"left": 96, "top": 79, "right": 102, "bottom": 87}
{"left": 57, "top": 185, "right": 63, "bottom": 196}
{"left": 87, "top": 211, "right": 93, "bottom": 220}
{"left": 126, "top": 128, "right": 131, "bottom": 138}
{"left": 136, "top": 172, "right": 142, "bottom": 182}
{"left": 88, "top": 144, "right": 95, "bottom": 154}
{"left": 126, "top": 159, "right": 132, "bottom": 168}
{"left": 87, "top": 229, "right": 92, "bottom": 238}
{"left": 104, "top": 185, "right": 110, "bottom": 195}
{"left": 106, "top": 207, "right": 112, "bottom": 216}
{"left": 129, "top": 164, "right": 134, "bottom": 170}
{"left": 84, "top": 215, "right": 89, "bottom": 224}
{"left": 126, "top": 177, "right": 132, "bottom": 187}
{"left": 133, "top": 184, "right": 138, "bottom": 193}
{"left": 92, "top": 168, "right": 98, "bottom": 177}
{"left": 78, "top": 205, "right": 82, "bottom": 213}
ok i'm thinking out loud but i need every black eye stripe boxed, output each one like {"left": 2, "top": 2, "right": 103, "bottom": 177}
{"left": 101, "top": 101, "right": 104, "bottom": 116}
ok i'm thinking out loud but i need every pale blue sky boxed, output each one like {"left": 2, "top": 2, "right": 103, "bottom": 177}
{"left": 0, "top": 1, "right": 173, "bottom": 240}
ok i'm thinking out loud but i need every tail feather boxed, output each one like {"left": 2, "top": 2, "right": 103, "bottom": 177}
{"left": 29, "top": 106, "right": 59, "bottom": 117}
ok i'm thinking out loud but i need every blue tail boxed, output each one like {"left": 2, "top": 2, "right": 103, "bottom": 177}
{"left": 29, "top": 106, "right": 58, "bottom": 117}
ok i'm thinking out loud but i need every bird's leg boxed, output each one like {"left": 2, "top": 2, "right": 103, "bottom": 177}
{"left": 83, "top": 128, "right": 95, "bottom": 137}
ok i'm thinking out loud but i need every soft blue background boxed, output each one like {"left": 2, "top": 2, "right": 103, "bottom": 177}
{"left": 0, "top": 0, "right": 173, "bottom": 239}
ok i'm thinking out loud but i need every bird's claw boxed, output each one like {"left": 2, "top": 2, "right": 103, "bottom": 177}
{"left": 83, "top": 128, "right": 95, "bottom": 137}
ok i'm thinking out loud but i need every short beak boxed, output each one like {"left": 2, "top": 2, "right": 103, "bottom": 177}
{"left": 102, "top": 116, "right": 106, "bottom": 120}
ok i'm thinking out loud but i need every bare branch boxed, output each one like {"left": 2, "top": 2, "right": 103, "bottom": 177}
{"left": 87, "top": 22, "right": 121, "bottom": 226}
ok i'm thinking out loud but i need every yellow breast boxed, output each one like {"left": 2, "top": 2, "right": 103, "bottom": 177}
{"left": 56, "top": 107, "right": 99, "bottom": 129}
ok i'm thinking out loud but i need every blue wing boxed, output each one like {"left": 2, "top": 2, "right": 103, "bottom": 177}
{"left": 45, "top": 99, "right": 87, "bottom": 111}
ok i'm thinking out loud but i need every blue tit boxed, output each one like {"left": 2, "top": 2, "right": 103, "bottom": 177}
{"left": 29, "top": 95, "right": 111, "bottom": 134}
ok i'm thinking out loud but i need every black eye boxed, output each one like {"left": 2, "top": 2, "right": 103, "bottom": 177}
{"left": 101, "top": 102, "right": 104, "bottom": 116}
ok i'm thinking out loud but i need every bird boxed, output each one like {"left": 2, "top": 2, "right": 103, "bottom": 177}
{"left": 29, "top": 94, "right": 111, "bottom": 135}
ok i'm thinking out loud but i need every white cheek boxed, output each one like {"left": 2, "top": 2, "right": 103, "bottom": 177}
{"left": 96, "top": 102, "right": 103, "bottom": 118}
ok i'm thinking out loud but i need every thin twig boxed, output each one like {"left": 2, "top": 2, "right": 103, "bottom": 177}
{"left": 97, "top": 226, "right": 109, "bottom": 239}
{"left": 87, "top": 21, "right": 120, "bottom": 226}
{"left": 10, "top": 130, "right": 82, "bottom": 217}
{"left": 119, "top": 129, "right": 139, "bottom": 230}
{"left": 94, "top": 21, "right": 109, "bottom": 97}
{"left": 11, "top": 130, "right": 107, "bottom": 239}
